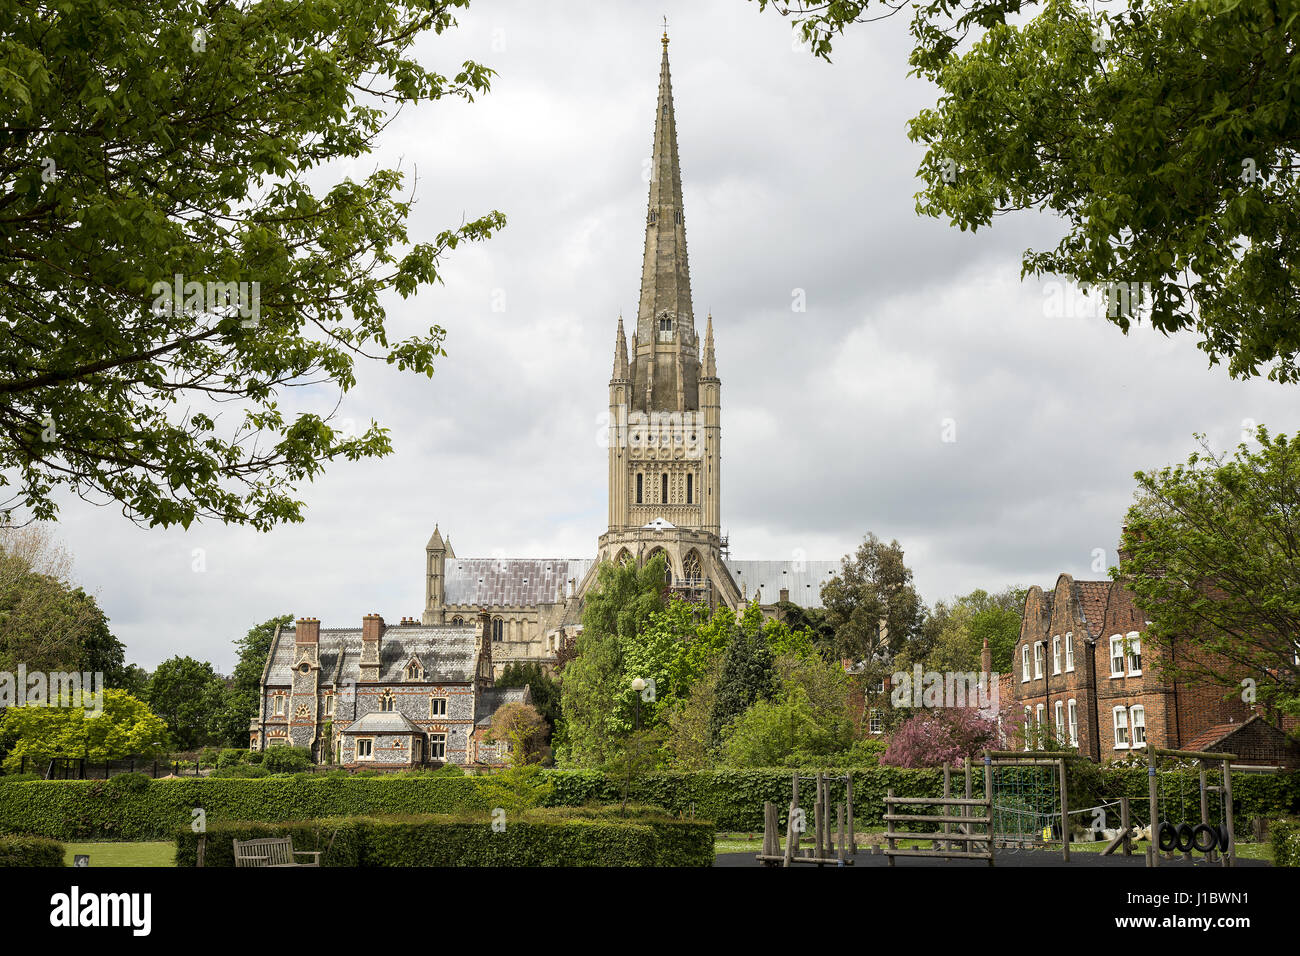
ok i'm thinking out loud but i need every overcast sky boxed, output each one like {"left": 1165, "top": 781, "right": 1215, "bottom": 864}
{"left": 43, "top": 0, "right": 1300, "bottom": 672}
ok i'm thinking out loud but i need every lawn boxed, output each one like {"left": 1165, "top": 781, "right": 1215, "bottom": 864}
{"left": 64, "top": 842, "right": 175, "bottom": 867}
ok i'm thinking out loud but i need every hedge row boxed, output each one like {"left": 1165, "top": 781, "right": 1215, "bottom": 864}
{"left": 0, "top": 835, "right": 64, "bottom": 867}
{"left": 1272, "top": 819, "right": 1300, "bottom": 867}
{"left": 4, "top": 767, "right": 1297, "bottom": 839}
{"left": 174, "top": 811, "right": 713, "bottom": 867}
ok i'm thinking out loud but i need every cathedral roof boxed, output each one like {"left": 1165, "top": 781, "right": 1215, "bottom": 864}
{"left": 444, "top": 558, "right": 595, "bottom": 607}
{"left": 725, "top": 559, "right": 841, "bottom": 609}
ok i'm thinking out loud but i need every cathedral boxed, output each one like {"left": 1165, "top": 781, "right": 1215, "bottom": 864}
{"left": 251, "top": 33, "right": 838, "bottom": 766}
{"left": 419, "top": 31, "right": 838, "bottom": 674}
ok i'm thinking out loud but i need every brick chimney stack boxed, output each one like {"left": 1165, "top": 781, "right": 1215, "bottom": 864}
{"left": 295, "top": 617, "right": 320, "bottom": 665}
{"left": 360, "top": 613, "right": 385, "bottom": 682}
{"left": 981, "top": 636, "right": 992, "bottom": 678}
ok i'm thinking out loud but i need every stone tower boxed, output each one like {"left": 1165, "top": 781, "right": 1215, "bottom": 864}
{"left": 594, "top": 29, "right": 740, "bottom": 609}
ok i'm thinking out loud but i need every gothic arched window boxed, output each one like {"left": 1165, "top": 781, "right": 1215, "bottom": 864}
{"left": 661, "top": 473, "right": 669, "bottom": 503}
{"left": 380, "top": 691, "right": 395, "bottom": 713}
{"left": 683, "top": 551, "right": 702, "bottom": 586}
{"left": 492, "top": 617, "right": 504, "bottom": 642}
{"left": 636, "top": 473, "right": 643, "bottom": 504}
{"left": 452, "top": 616, "right": 464, "bottom": 626}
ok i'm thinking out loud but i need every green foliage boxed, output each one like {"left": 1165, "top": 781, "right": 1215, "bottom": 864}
{"left": 0, "top": 688, "right": 168, "bottom": 772}
{"left": 1121, "top": 427, "right": 1300, "bottom": 715}
{"left": 762, "top": 0, "right": 1300, "bottom": 382}
{"left": 474, "top": 764, "right": 554, "bottom": 815}
{"left": 821, "top": 533, "right": 925, "bottom": 662}
{"left": 708, "top": 611, "right": 776, "bottom": 747}
{"left": 216, "top": 748, "right": 246, "bottom": 769}
{"left": 0, "top": 834, "right": 64, "bottom": 866}
{"left": 174, "top": 810, "right": 713, "bottom": 867}
{"left": 214, "top": 616, "right": 292, "bottom": 747}
{"left": 497, "top": 662, "right": 561, "bottom": 732}
{"left": 262, "top": 746, "right": 312, "bottom": 774}
{"left": 1272, "top": 818, "right": 1300, "bottom": 867}
{"left": 0, "top": 0, "right": 504, "bottom": 528}
{"left": 147, "top": 656, "right": 226, "bottom": 750}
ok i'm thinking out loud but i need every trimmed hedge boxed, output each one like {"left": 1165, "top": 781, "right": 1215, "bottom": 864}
{"left": 1272, "top": 818, "right": 1300, "bottom": 867}
{"left": 5, "top": 766, "right": 1297, "bottom": 839}
{"left": 175, "top": 812, "right": 713, "bottom": 867}
{"left": 0, "top": 835, "right": 64, "bottom": 867}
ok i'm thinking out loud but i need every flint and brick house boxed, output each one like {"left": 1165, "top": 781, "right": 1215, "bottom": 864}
{"left": 251, "top": 610, "right": 530, "bottom": 769}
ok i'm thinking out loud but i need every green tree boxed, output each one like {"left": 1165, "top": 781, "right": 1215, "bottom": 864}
{"left": 555, "top": 555, "right": 666, "bottom": 766}
{"left": 497, "top": 662, "right": 561, "bottom": 734}
{"left": 708, "top": 604, "right": 777, "bottom": 747}
{"left": 0, "top": 0, "right": 503, "bottom": 528}
{"left": 147, "top": 656, "right": 226, "bottom": 750}
{"left": 213, "top": 615, "right": 291, "bottom": 747}
{"left": 1119, "top": 427, "right": 1300, "bottom": 716}
{"left": 821, "top": 533, "right": 925, "bottom": 663}
{"left": 0, "top": 688, "right": 168, "bottom": 771}
{"left": 0, "top": 524, "right": 126, "bottom": 682}
{"left": 488, "top": 702, "right": 549, "bottom": 767}
{"left": 903, "top": 587, "right": 1025, "bottom": 674}
{"left": 756, "top": 0, "right": 1300, "bottom": 382}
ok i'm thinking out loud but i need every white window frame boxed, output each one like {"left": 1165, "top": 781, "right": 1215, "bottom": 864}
{"left": 273, "top": 693, "right": 285, "bottom": 716}
{"left": 1023, "top": 706, "right": 1033, "bottom": 751}
{"left": 1126, "top": 631, "right": 1142, "bottom": 675}
{"left": 356, "top": 737, "right": 374, "bottom": 760}
{"left": 1035, "top": 704, "right": 1045, "bottom": 748}
{"left": 324, "top": 694, "right": 335, "bottom": 717}
{"left": 1033, "top": 642, "right": 1044, "bottom": 680}
{"left": 869, "top": 709, "right": 882, "bottom": 735}
{"left": 1064, "top": 631, "right": 1075, "bottom": 672}
{"left": 1113, "top": 707, "right": 1129, "bottom": 749}
{"left": 430, "top": 733, "right": 447, "bottom": 760}
{"left": 429, "top": 696, "right": 447, "bottom": 718}
{"left": 1130, "top": 705, "right": 1146, "bottom": 748}
{"left": 1052, "top": 636, "right": 1061, "bottom": 675}
{"left": 1067, "top": 699, "right": 1078, "bottom": 747}
{"left": 1054, "top": 700, "right": 1064, "bottom": 741}
{"left": 1109, "top": 635, "right": 1126, "bottom": 677}
{"left": 1021, "top": 644, "right": 1031, "bottom": 683}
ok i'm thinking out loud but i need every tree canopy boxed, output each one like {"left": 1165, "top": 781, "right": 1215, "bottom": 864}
{"left": 821, "top": 533, "right": 925, "bottom": 663}
{"left": 0, "top": 0, "right": 503, "bottom": 527}
{"left": 1119, "top": 427, "right": 1300, "bottom": 716}
{"left": 757, "top": 0, "right": 1300, "bottom": 382}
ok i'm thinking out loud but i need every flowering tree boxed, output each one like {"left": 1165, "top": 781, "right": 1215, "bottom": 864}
{"left": 880, "top": 704, "right": 1019, "bottom": 768}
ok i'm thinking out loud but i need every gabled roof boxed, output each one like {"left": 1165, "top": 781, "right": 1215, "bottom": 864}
{"left": 267, "top": 624, "right": 478, "bottom": 686}
{"left": 1073, "top": 580, "right": 1112, "bottom": 639}
{"left": 726, "top": 560, "right": 840, "bottom": 609}
{"left": 341, "top": 712, "right": 427, "bottom": 735}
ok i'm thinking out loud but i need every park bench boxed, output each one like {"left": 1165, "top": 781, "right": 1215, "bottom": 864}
{"left": 232, "top": 837, "right": 321, "bottom": 867}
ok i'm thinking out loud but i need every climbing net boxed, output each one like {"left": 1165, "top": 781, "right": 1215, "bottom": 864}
{"left": 990, "top": 763, "right": 1061, "bottom": 850}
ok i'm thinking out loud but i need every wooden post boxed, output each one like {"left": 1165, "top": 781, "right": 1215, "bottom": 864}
{"left": 1221, "top": 758, "right": 1235, "bottom": 868}
{"left": 837, "top": 803, "right": 845, "bottom": 865}
{"left": 197, "top": 833, "right": 206, "bottom": 868}
{"left": 942, "top": 763, "right": 952, "bottom": 858}
{"left": 1120, "top": 796, "right": 1132, "bottom": 855}
{"left": 1198, "top": 766, "right": 1216, "bottom": 864}
{"left": 1059, "top": 757, "right": 1070, "bottom": 862}
{"left": 1148, "top": 746, "right": 1160, "bottom": 868}
{"left": 815, "top": 772, "right": 825, "bottom": 864}
{"left": 983, "top": 752, "right": 995, "bottom": 867}
{"left": 886, "top": 788, "right": 896, "bottom": 867}
{"left": 846, "top": 774, "right": 855, "bottom": 856}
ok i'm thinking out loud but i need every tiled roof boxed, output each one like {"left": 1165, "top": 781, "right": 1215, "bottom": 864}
{"left": 445, "top": 558, "right": 595, "bottom": 607}
{"left": 725, "top": 560, "right": 840, "bottom": 609}
{"left": 268, "top": 625, "right": 478, "bottom": 686}
{"left": 1074, "top": 580, "right": 1111, "bottom": 638}
{"left": 340, "top": 712, "right": 427, "bottom": 735}
{"left": 1182, "top": 718, "right": 1255, "bottom": 754}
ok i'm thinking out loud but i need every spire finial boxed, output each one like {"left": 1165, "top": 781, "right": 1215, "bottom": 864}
{"left": 662, "top": 16, "right": 669, "bottom": 47}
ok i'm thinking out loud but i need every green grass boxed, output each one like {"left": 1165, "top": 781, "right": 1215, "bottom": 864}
{"left": 64, "top": 842, "right": 175, "bottom": 867}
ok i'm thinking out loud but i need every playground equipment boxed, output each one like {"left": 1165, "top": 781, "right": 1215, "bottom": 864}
{"left": 757, "top": 772, "right": 856, "bottom": 866}
{"left": 881, "top": 751, "right": 1077, "bottom": 866}
{"left": 1146, "top": 747, "right": 1236, "bottom": 868}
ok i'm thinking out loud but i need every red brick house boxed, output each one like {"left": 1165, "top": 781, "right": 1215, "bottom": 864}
{"left": 1011, "top": 573, "right": 1298, "bottom": 767}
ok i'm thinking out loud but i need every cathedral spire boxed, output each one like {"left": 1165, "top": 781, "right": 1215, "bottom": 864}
{"left": 703, "top": 312, "right": 716, "bottom": 378}
{"left": 632, "top": 31, "right": 699, "bottom": 411}
{"left": 613, "top": 314, "right": 629, "bottom": 379}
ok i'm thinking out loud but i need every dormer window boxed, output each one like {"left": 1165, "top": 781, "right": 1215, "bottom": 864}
{"left": 406, "top": 661, "right": 422, "bottom": 681}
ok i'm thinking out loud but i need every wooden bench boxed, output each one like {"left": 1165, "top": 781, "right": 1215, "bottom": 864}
{"left": 232, "top": 837, "right": 322, "bottom": 868}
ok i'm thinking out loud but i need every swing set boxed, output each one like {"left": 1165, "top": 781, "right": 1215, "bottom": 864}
{"left": 1145, "top": 746, "right": 1237, "bottom": 867}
